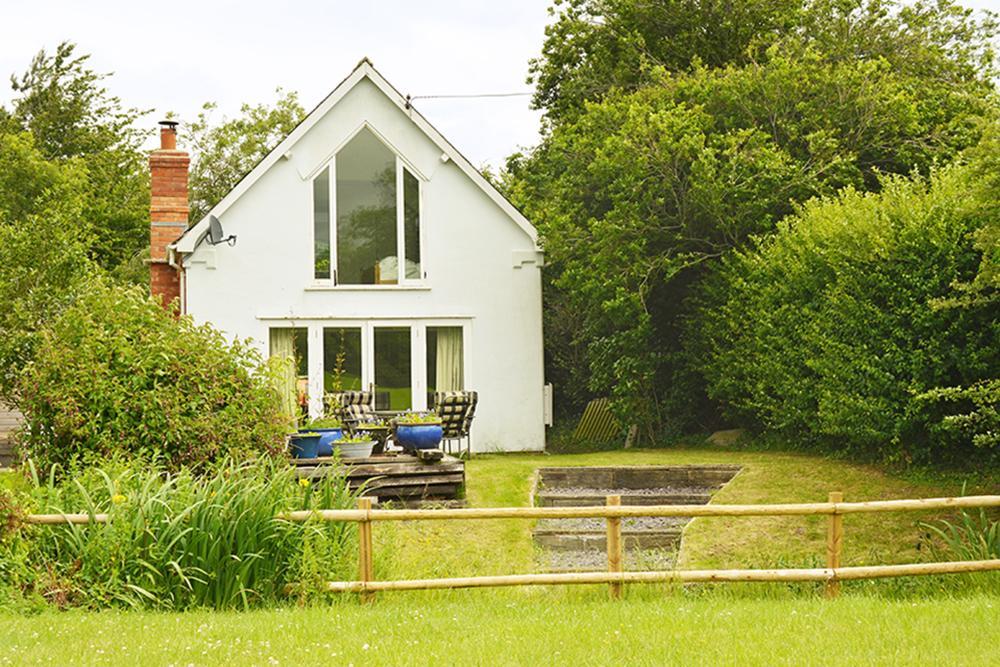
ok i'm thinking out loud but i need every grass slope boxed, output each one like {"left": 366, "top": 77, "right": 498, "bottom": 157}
{"left": 382, "top": 448, "right": 996, "bottom": 581}
{"left": 1, "top": 596, "right": 997, "bottom": 665}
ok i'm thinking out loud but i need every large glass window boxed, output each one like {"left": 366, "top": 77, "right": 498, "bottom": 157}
{"left": 311, "top": 127, "right": 422, "bottom": 285}
{"left": 313, "top": 168, "right": 331, "bottom": 279}
{"left": 336, "top": 128, "right": 397, "bottom": 284}
{"left": 323, "top": 327, "right": 362, "bottom": 393}
{"left": 427, "top": 326, "right": 463, "bottom": 401}
{"left": 374, "top": 327, "right": 411, "bottom": 410}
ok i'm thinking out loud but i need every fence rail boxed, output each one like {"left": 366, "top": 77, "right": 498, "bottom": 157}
{"left": 26, "top": 493, "right": 1000, "bottom": 601}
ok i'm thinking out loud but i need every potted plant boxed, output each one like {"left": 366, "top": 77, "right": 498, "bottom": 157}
{"left": 335, "top": 435, "right": 376, "bottom": 459}
{"left": 393, "top": 411, "right": 443, "bottom": 452}
{"left": 288, "top": 431, "right": 323, "bottom": 459}
{"left": 301, "top": 417, "right": 344, "bottom": 457}
{"left": 353, "top": 417, "right": 391, "bottom": 454}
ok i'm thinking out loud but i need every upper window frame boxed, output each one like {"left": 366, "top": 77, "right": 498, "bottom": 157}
{"left": 309, "top": 122, "right": 427, "bottom": 289}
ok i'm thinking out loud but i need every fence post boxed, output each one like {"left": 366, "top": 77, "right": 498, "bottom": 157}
{"left": 607, "top": 495, "right": 623, "bottom": 599}
{"left": 358, "top": 496, "right": 375, "bottom": 604}
{"left": 825, "top": 491, "right": 843, "bottom": 598}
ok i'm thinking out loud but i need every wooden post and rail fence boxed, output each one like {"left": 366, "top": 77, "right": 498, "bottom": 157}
{"left": 25, "top": 493, "right": 1000, "bottom": 602}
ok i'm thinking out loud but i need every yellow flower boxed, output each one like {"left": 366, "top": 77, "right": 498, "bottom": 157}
{"left": 299, "top": 478, "right": 311, "bottom": 488}
{"left": 112, "top": 494, "right": 126, "bottom": 505}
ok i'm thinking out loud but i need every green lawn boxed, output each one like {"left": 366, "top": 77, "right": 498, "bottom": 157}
{"left": 2, "top": 447, "right": 997, "bottom": 665}
{"left": 1, "top": 595, "right": 997, "bottom": 665}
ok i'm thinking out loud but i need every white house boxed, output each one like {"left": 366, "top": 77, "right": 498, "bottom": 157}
{"left": 150, "top": 59, "right": 547, "bottom": 452}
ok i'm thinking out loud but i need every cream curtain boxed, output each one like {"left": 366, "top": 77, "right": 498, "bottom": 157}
{"left": 269, "top": 329, "right": 298, "bottom": 422}
{"left": 435, "top": 327, "right": 463, "bottom": 392}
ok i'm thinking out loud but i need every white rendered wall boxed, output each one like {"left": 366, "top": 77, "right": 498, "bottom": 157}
{"left": 183, "top": 79, "right": 545, "bottom": 452}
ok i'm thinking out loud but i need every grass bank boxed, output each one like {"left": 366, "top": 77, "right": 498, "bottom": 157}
{"left": 1, "top": 595, "right": 997, "bottom": 665}
{"left": 382, "top": 447, "right": 997, "bottom": 581}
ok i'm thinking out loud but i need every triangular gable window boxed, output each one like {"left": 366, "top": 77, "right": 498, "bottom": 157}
{"left": 313, "top": 127, "right": 422, "bottom": 284}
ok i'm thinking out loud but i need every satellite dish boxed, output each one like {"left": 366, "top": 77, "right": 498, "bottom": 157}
{"left": 207, "top": 215, "right": 237, "bottom": 247}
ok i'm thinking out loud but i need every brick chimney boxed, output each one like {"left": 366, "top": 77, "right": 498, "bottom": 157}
{"left": 149, "top": 120, "right": 189, "bottom": 309}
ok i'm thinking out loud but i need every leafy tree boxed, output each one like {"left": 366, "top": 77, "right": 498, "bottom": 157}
{"left": 7, "top": 42, "right": 151, "bottom": 273}
{"left": 0, "top": 131, "right": 94, "bottom": 403}
{"left": 530, "top": 0, "right": 996, "bottom": 124}
{"left": 510, "top": 47, "right": 997, "bottom": 435}
{"left": 183, "top": 90, "right": 305, "bottom": 222}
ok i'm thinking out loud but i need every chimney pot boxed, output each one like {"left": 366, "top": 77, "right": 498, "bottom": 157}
{"left": 159, "top": 120, "right": 179, "bottom": 150}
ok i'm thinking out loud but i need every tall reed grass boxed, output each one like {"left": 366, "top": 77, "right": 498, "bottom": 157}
{"left": 7, "top": 456, "right": 358, "bottom": 610}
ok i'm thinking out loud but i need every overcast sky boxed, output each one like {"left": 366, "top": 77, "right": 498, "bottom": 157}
{"left": 1, "top": 0, "right": 998, "bottom": 169}
{"left": 0, "top": 1, "right": 552, "bottom": 169}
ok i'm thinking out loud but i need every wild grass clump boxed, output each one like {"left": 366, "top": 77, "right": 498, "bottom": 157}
{"left": 0, "top": 456, "right": 359, "bottom": 611}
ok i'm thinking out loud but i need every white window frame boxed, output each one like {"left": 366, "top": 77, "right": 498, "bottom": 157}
{"left": 309, "top": 123, "right": 427, "bottom": 289}
{"left": 288, "top": 319, "right": 469, "bottom": 418}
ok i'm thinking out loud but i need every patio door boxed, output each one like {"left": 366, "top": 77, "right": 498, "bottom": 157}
{"left": 372, "top": 326, "right": 412, "bottom": 410}
{"left": 306, "top": 321, "right": 467, "bottom": 418}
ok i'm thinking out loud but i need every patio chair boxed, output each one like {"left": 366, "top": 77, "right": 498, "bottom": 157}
{"left": 326, "top": 390, "right": 376, "bottom": 432}
{"left": 434, "top": 390, "right": 478, "bottom": 457}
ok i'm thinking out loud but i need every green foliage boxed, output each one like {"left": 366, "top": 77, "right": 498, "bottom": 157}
{"left": 183, "top": 89, "right": 305, "bottom": 222}
{"left": 921, "top": 508, "right": 999, "bottom": 561}
{"left": 0, "top": 131, "right": 95, "bottom": 402}
{"left": 698, "top": 165, "right": 998, "bottom": 465}
{"left": 302, "top": 417, "right": 343, "bottom": 430}
{"left": 2, "top": 457, "right": 357, "bottom": 610}
{"left": 530, "top": 0, "right": 996, "bottom": 124}
{"left": 15, "top": 280, "right": 289, "bottom": 470}
{"left": 512, "top": 43, "right": 996, "bottom": 434}
{"left": 395, "top": 412, "right": 441, "bottom": 424}
{"left": 7, "top": 42, "right": 151, "bottom": 273}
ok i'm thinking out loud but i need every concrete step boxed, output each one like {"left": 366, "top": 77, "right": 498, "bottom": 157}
{"left": 537, "top": 465, "right": 741, "bottom": 492}
{"left": 536, "top": 491, "right": 711, "bottom": 507}
{"left": 533, "top": 517, "right": 684, "bottom": 551}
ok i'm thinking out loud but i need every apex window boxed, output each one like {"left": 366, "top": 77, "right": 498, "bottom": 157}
{"left": 313, "top": 127, "right": 422, "bottom": 284}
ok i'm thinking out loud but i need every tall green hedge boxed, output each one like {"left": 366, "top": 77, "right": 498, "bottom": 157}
{"left": 15, "top": 281, "right": 289, "bottom": 470}
{"left": 698, "top": 163, "right": 999, "bottom": 465}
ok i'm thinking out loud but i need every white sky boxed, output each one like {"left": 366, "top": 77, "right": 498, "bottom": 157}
{"left": 1, "top": 0, "right": 998, "bottom": 169}
{"left": 0, "top": 1, "right": 552, "bottom": 170}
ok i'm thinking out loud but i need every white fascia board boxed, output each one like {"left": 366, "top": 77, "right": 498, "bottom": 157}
{"left": 172, "top": 60, "right": 539, "bottom": 254}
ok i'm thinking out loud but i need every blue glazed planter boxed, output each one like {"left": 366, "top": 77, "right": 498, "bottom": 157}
{"left": 289, "top": 433, "right": 322, "bottom": 459}
{"left": 313, "top": 428, "right": 344, "bottom": 457}
{"left": 395, "top": 423, "right": 443, "bottom": 451}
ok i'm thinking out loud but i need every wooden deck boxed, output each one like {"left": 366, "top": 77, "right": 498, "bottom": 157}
{"left": 293, "top": 454, "right": 465, "bottom": 504}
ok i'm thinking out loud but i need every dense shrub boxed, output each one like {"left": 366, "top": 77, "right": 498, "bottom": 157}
{"left": 15, "top": 281, "right": 289, "bottom": 470}
{"left": 1, "top": 457, "right": 357, "bottom": 610}
{"left": 697, "top": 164, "right": 999, "bottom": 465}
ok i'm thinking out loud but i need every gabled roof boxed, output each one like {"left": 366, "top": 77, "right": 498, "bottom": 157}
{"left": 174, "top": 58, "right": 538, "bottom": 254}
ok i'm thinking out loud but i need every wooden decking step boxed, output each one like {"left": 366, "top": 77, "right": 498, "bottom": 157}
{"left": 293, "top": 454, "right": 465, "bottom": 503}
